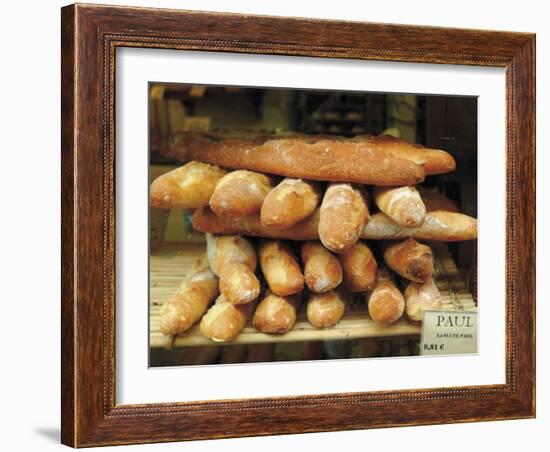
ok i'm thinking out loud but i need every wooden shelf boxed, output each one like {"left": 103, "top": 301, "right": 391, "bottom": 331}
{"left": 149, "top": 242, "right": 476, "bottom": 349}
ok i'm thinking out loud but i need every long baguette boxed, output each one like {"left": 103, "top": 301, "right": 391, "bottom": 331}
{"left": 159, "top": 255, "right": 219, "bottom": 336}
{"left": 382, "top": 239, "right": 433, "bottom": 283}
{"left": 404, "top": 278, "right": 443, "bottom": 321}
{"left": 200, "top": 294, "right": 258, "bottom": 343}
{"left": 192, "top": 207, "right": 477, "bottom": 242}
{"left": 209, "top": 170, "right": 274, "bottom": 218}
{"left": 150, "top": 161, "right": 227, "bottom": 209}
{"left": 206, "top": 234, "right": 260, "bottom": 304}
{"left": 367, "top": 267, "right": 405, "bottom": 326}
{"left": 161, "top": 132, "right": 425, "bottom": 186}
{"left": 260, "top": 178, "right": 321, "bottom": 229}
{"left": 319, "top": 183, "right": 369, "bottom": 253}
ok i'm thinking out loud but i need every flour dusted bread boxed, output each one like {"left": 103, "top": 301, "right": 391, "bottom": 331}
{"left": 367, "top": 268, "right": 405, "bottom": 325}
{"left": 404, "top": 278, "right": 442, "bottom": 321}
{"left": 206, "top": 234, "right": 260, "bottom": 304}
{"left": 252, "top": 291, "right": 302, "bottom": 334}
{"left": 261, "top": 178, "right": 321, "bottom": 229}
{"left": 258, "top": 240, "right": 304, "bottom": 296}
{"left": 150, "top": 161, "right": 226, "bottom": 209}
{"left": 200, "top": 294, "right": 257, "bottom": 342}
{"left": 159, "top": 255, "right": 219, "bottom": 336}
{"left": 193, "top": 208, "right": 477, "bottom": 242}
{"left": 373, "top": 186, "right": 427, "bottom": 227}
{"left": 301, "top": 241, "right": 343, "bottom": 293}
{"left": 382, "top": 238, "right": 433, "bottom": 283}
{"left": 209, "top": 169, "right": 274, "bottom": 218}
{"left": 339, "top": 241, "right": 378, "bottom": 292}
{"left": 162, "top": 132, "right": 426, "bottom": 185}
{"left": 361, "top": 211, "right": 477, "bottom": 241}
{"left": 319, "top": 183, "right": 369, "bottom": 253}
{"left": 306, "top": 290, "right": 347, "bottom": 328}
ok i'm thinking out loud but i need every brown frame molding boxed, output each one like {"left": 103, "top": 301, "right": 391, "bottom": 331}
{"left": 61, "top": 3, "right": 535, "bottom": 447}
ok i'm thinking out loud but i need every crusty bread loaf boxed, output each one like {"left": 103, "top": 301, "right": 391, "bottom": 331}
{"left": 200, "top": 294, "right": 257, "bottom": 342}
{"left": 404, "top": 278, "right": 443, "bottom": 321}
{"left": 150, "top": 161, "right": 227, "bottom": 209}
{"left": 161, "top": 132, "right": 425, "bottom": 185}
{"left": 209, "top": 170, "right": 274, "bottom": 218}
{"left": 260, "top": 178, "right": 321, "bottom": 229}
{"left": 306, "top": 290, "right": 347, "bottom": 328}
{"left": 193, "top": 207, "right": 477, "bottom": 242}
{"left": 258, "top": 240, "right": 304, "bottom": 296}
{"left": 252, "top": 291, "right": 301, "bottom": 334}
{"left": 354, "top": 135, "right": 456, "bottom": 175}
{"left": 367, "top": 268, "right": 405, "bottom": 325}
{"left": 159, "top": 255, "right": 219, "bottom": 336}
{"left": 362, "top": 211, "right": 477, "bottom": 241}
{"left": 339, "top": 241, "right": 378, "bottom": 292}
{"left": 382, "top": 238, "right": 433, "bottom": 283}
{"left": 301, "top": 241, "right": 343, "bottom": 293}
{"left": 373, "top": 186, "right": 427, "bottom": 227}
{"left": 206, "top": 234, "right": 260, "bottom": 304}
{"left": 319, "top": 183, "right": 369, "bottom": 253}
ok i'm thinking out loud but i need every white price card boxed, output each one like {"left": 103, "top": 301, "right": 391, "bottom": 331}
{"left": 420, "top": 310, "right": 478, "bottom": 356}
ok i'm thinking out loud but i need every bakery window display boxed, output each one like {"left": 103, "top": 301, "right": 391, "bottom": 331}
{"left": 148, "top": 85, "right": 477, "bottom": 367}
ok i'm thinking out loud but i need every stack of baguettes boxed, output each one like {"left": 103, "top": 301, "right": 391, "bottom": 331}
{"left": 152, "top": 132, "right": 477, "bottom": 343}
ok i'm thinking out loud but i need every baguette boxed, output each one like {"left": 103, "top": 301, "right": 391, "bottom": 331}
{"left": 260, "top": 178, "right": 321, "bottom": 229}
{"left": 150, "top": 161, "right": 226, "bottom": 209}
{"left": 162, "top": 132, "right": 425, "bottom": 185}
{"left": 206, "top": 234, "right": 260, "bottom": 304}
{"left": 367, "top": 268, "right": 405, "bottom": 325}
{"left": 361, "top": 211, "right": 477, "bottom": 241}
{"left": 209, "top": 170, "right": 274, "bottom": 218}
{"left": 159, "top": 255, "right": 219, "bottom": 336}
{"left": 300, "top": 241, "right": 343, "bottom": 293}
{"left": 200, "top": 294, "right": 257, "bottom": 342}
{"left": 258, "top": 240, "right": 304, "bottom": 296}
{"left": 252, "top": 291, "right": 301, "bottom": 334}
{"left": 319, "top": 183, "right": 369, "bottom": 253}
{"left": 339, "top": 241, "right": 378, "bottom": 292}
{"left": 404, "top": 278, "right": 443, "bottom": 321}
{"left": 192, "top": 208, "right": 477, "bottom": 242}
{"left": 373, "top": 186, "right": 426, "bottom": 227}
{"left": 382, "top": 238, "right": 433, "bottom": 283}
{"left": 306, "top": 290, "right": 347, "bottom": 328}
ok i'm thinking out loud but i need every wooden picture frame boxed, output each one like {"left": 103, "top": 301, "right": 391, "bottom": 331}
{"left": 61, "top": 3, "right": 535, "bottom": 447}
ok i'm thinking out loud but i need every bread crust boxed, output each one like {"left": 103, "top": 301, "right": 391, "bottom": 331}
{"left": 206, "top": 234, "right": 260, "bottom": 304}
{"left": 382, "top": 238, "right": 433, "bottom": 283}
{"left": 306, "top": 290, "right": 347, "bottom": 328}
{"left": 339, "top": 241, "right": 378, "bottom": 292}
{"left": 159, "top": 255, "right": 219, "bottom": 336}
{"left": 301, "top": 241, "right": 343, "bottom": 293}
{"left": 367, "top": 268, "right": 405, "bottom": 325}
{"left": 200, "top": 294, "right": 257, "bottom": 342}
{"left": 319, "top": 183, "right": 369, "bottom": 253}
{"left": 209, "top": 170, "right": 274, "bottom": 218}
{"left": 192, "top": 208, "right": 477, "bottom": 242}
{"left": 260, "top": 178, "right": 321, "bottom": 229}
{"left": 162, "top": 132, "right": 426, "bottom": 185}
{"left": 150, "top": 161, "right": 226, "bottom": 209}
{"left": 258, "top": 240, "right": 304, "bottom": 296}
{"left": 373, "top": 186, "right": 427, "bottom": 227}
{"left": 404, "top": 278, "right": 443, "bottom": 321}
{"left": 252, "top": 292, "right": 301, "bottom": 334}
